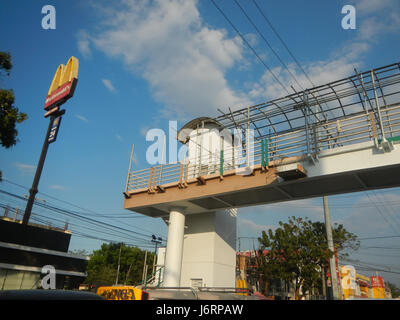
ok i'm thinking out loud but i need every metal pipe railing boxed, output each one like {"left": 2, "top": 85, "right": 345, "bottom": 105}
{"left": 125, "top": 105, "right": 400, "bottom": 193}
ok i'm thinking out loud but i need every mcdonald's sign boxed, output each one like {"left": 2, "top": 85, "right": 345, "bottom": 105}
{"left": 44, "top": 56, "right": 79, "bottom": 111}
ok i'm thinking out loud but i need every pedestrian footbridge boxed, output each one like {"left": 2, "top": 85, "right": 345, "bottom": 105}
{"left": 123, "top": 62, "right": 400, "bottom": 217}
{"left": 123, "top": 62, "right": 400, "bottom": 289}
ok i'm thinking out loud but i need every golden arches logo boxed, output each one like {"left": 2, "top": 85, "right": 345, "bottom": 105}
{"left": 44, "top": 56, "right": 79, "bottom": 110}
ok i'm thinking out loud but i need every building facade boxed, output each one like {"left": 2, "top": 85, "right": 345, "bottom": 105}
{"left": 0, "top": 217, "right": 88, "bottom": 290}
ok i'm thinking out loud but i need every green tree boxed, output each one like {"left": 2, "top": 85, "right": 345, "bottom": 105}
{"left": 0, "top": 52, "right": 28, "bottom": 149}
{"left": 387, "top": 282, "right": 400, "bottom": 298}
{"left": 0, "top": 52, "right": 12, "bottom": 75}
{"left": 84, "top": 243, "right": 154, "bottom": 288}
{"left": 258, "top": 216, "right": 358, "bottom": 300}
{"left": 310, "top": 220, "right": 359, "bottom": 297}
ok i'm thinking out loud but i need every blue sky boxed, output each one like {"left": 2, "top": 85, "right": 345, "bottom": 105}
{"left": 1, "top": 0, "right": 400, "bottom": 285}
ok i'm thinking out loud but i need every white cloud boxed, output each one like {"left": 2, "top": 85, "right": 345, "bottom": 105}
{"left": 116, "top": 134, "right": 123, "bottom": 141}
{"left": 349, "top": 0, "right": 400, "bottom": 41}
{"left": 353, "top": 0, "right": 397, "bottom": 15}
{"left": 248, "top": 51, "right": 363, "bottom": 103}
{"left": 140, "top": 126, "right": 150, "bottom": 138}
{"left": 360, "top": 13, "right": 400, "bottom": 40}
{"left": 240, "top": 199, "right": 325, "bottom": 222}
{"left": 14, "top": 162, "right": 36, "bottom": 174}
{"left": 74, "top": 114, "right": 88, "bottom": 122}
{"left": 102, "top": 79, "right": 116, "bottom": 92}
{"left": 89, "top": 0, "right": 250, "bottom": 120}
{"left": 244, "top": 33, "right": 258, "bottom": 47}
{"left": 239, "top": 217, "right": 275, "bottom": 233}
{"left": 48, "top": 185, "right": 67, "bottom": 191}
{"left": 77, "top": 30, "right": 91, "bottom": 58}
{"left": 81, "top": 0, "right": 400, "bottom": 122}
{"left": 248, "top": 1, "right": 400, "bottom": 104}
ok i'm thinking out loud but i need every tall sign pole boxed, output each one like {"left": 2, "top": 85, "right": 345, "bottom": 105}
{"left": 23, "top": 114, "right": 55, "bottom": 224}
{"left": 22, "top": 57, "right": 79, "bottom": 225}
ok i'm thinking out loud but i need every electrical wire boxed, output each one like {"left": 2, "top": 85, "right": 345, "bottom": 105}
{"left": 0, "top": 189, "right": 165, "bottom": 244}
{"left": 364, "top": 191, "right": 400, "bottom": 236}
{"left": 358, "top": 235, "right": 400, "bottom": 240}
{"left": 68, "top": 232, "right": 159, "bottom": 250}
{"left": 370, "top": 190, "right": 400, "bottom": 231}
{"left": 348, "top": 265, "right": 400, "bottom": 275}
{"left": 0, "top": 202, "right": 158, "bottom": 246}
{"left": 0, "top": 188, "right": 162, "bottom": 239}
{"left": 209, "top": 0, "right": 291, "bottom": 96}
{"left": 1, "top": 177, "right": 145, "bottom": 218}
{"left": 250, "top": 0, "right": 336, "bottom": 121}
{"left": 233, "top": 0, "right": 304, "bottom": 92}
{"left": 342, "top": 258, "right": 400, "bottom": 272}
{"left": 3, "top": 174, "right": 168, "bottom": 241}
{"left": 1, "top": 178, "right": 166, "bottom": 240}
{"left": 251, "top": 0, "right": 315, "bottom": 88}
{"left": 359, "top": 252, "right": 400, "bottom": 259}
{"left": 358, "top": 246, "right": 400, "bottom": 250}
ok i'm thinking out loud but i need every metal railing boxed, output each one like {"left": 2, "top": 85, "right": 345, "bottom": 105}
{"left": 125, "top": 105, "right": 400, "bottom": 193}
{"left": 139, "top": 266, "right": 164, "bottom": 288}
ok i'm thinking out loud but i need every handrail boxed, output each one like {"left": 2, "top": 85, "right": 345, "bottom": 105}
{"left": 125, "top": 105, "right": 400, "bottom": 193}
{"left": 139, "top": 265, "right": 164, "bottom": 288}
{"left": 144, "top": 286, "right": 199, "bottom": 299}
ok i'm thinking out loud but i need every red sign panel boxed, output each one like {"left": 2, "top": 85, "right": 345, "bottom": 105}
{"left": 44, "top": 78, "right": 78, "bottom": 111}
{"left": 370, "top": 276, "right": 384, "bottom": 288}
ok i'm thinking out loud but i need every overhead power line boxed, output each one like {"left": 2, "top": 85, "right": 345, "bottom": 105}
{"left": 342, "top": 258, "right": 400, "bottom": 273}
{"left": 0, "top": 189, "right": 165, "bottom": 244}
{"left": 30, "top": 210, "right": 153, "bottom": 245}
{"left": 348, "top": 265, "right": 400, "bottom": 275}
{"left": 1, "top": 178, "right": 166, "bottom": 240}
{"left": 358, "top": 252, "right": 400, "bottom": 259}
{"left": 1, "top": 177, "right": 144, "bottom": 218}
{"left": 359, "top": 246, "right": 400, "bottom": 250}
{"left": 364, "top": 191, "right": 400, "bottom": 236}
{"left": 1, "top": 178, "right": 166, "bottom": 235}
{"left": 0, "top": 201, "right": 158, "bottom": 246}
{"left": 209, "top": 0, "right": 291, "bottom": 96}
{"left": 251, "top": 0, "right": 315, "bottom": 88}
{"left": 369, "top": 190, "right": 400, "bottom": 231}
{"left": 249, "top": 0, "right": 336, "bottom": 121}
{"left": 233, "top": 0, "right": 304, "bottom": 91}
{"left": 358, "top": 235, "right": 400, "bottom": 240}
{"left": 67, "top": 231, "right": 160, "bottom": 250}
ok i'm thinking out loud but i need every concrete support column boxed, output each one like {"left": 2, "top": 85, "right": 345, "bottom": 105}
{"left": 163, "top": 207, "right": 185, "bottom": 287}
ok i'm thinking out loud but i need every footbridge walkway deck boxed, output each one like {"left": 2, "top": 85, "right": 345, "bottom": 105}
{"left": 123, "top": 62, "right": 400, "bottom": 217}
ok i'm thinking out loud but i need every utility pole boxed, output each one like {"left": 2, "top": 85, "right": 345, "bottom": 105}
{"left": 323, "top": 196, "right": 339, "bottom": 300}
{"left": 151, "top": 235, "right": 162, "bottom": 275}
{"left": 142, "top": 250, "right": 148, "bottom": 282}
{"left": 4, "top": 205, "right": 9, "bottom": 218}
{"left": 321, "top": 266, "right": 327, "bottom": 299}
{"left": 115, "top": 243, "right": 122, "bottom": 285}
{"left": 14, "top": 207, "right": 19, "bottom": 221}
{"left": 125, "top": 262, "right": 133, "bottom": 285}
{"left": 238, "top": 229, "right": 241, "bottom": 280}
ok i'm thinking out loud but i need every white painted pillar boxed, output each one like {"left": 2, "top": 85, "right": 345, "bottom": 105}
{"left": 163, "top": 207, "right": 185, "bottom": 287}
